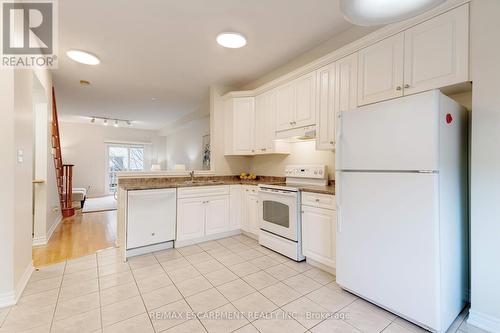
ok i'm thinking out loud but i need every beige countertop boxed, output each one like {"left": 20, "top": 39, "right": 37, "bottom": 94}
{"left": 118, "top": 175, "right": 335, "bottom": 195}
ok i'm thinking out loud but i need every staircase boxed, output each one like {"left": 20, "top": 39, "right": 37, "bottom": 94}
{"left": 51, "top": 87, "right": 75, "bottom": 218}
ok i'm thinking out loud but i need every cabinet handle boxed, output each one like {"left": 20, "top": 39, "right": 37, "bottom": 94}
{"left": 329, "top": 141, "right": 334, "bottom": 144}
{"left": 315, "top": 199, "right": 320, "bottom": 202}
{"left": 396, "top": 86, "right": 402, "bottom": 91}
{"left": 261, "top": 148, "right": 266, "bottom": 151}
{"left": 404, "top": 84, "right": 410, "bottom": 89}
{"left": 151, "top": 232, "right": 155, "bottom": 236}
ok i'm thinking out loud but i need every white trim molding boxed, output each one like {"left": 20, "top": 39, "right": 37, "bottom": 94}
{"left": 0, "top": 262, "right": 34, "bottom": 308}
{"left": 32, "top": 214, "right": 62, "bottom": 246}
{"left": 468, "top": 309, "right": 500, "bottom": 333}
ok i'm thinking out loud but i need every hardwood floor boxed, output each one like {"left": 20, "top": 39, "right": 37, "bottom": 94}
{"left": 32, "top": 210, "right": 117, "bottom": 267}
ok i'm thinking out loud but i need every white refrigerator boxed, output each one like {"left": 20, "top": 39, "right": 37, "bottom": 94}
{"left": 335, "top": 90, "right": 468, "bottom": 332}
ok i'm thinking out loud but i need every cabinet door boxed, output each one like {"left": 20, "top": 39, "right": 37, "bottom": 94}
{"left": 229, "top": 185, "right": 243, "bottom": 230}
{"left": 232, "top": 97, "right": 255, "bottom": 155}
{"left": 127, "top": 189, "right": 177, "bottom": 249}
{"left": 358, "top": 33, "right": 404, "bottom": 106}
{"left": 404, "top": 5, "right": 469, "bottom": 95}
{"left": 301, "top": 206, "right": 336, "bottom": 268}
{"left": 247, "top": 193, "right": 260, "bottom": 235}
{"left": 276, "top": 83, "right": 295, "bottom": 131}
{"left": 294, "top": 72, "right": 316, "bottom": 128}
{"left": 336, "top": 53, "right": 358, "bottom": 115}
{"left": 255, "top": 90, "right": 277, "bottom": 153}
{"left": 316, "top": 63, "right": 336, "bottom": 150}
{"left": 205, "top": 196, "right": 230, "bottom": 235}
{"left": 176, "top": 197, "right": 205, "bottom": 242}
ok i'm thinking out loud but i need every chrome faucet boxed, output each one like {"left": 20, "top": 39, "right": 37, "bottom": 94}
{"left": 189, "top": 170, "right": 195, "bottom": 181}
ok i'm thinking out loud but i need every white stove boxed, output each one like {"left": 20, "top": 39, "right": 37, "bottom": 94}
{"left": 258, "top": 165, "right": 327, "bottom": 261}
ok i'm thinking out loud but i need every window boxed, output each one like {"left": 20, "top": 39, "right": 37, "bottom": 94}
{"left": 107, "top": 145, "right": 144, "bottom": 193}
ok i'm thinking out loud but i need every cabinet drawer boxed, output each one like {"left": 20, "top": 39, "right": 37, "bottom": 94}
{"left": 178, "top": 185, "right": 229, "bottom": 199}
{"left": 242, "top": 185, "right": 259, "bottom": 194}
{"left": 302, "top": 192, "right": 336, "bottom": 210}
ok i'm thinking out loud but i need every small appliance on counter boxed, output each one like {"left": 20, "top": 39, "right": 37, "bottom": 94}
{"left": 258, "top": 165, "right": 327, "bottom": 261}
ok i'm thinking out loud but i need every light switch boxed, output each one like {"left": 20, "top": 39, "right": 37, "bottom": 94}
{"left": 17, "top": 149, "right": 24, "bottom": 163}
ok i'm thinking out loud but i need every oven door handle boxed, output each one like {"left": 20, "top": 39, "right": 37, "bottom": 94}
{"left": 258, "top": 189, "right": 297, "bottom": 197}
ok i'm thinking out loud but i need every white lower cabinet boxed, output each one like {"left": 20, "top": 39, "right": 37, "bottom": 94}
{"left": 242, "top": 186, "right": 260, "bottom": 236}
{"left": 176, "top": 197, "right": 206, "bottom": 242}
{"left": 301, "top": 193, "right": 336, "bottom": 269}
{"left": 229, "top": 185, "right": 243, "bottom": 230}
{"left": 176, "top": 186, "right": 230, "bottom": 242}
{"left": 205, "top": 196, "right": 230, "bottom": 235}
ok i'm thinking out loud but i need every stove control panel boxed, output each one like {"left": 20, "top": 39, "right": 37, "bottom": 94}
{"left": 284, "top": 165, "right": 327, "bottom": 179}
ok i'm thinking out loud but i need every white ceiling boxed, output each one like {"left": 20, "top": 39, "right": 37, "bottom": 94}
{"left": 54, "top": 0, "right": 352, "bottom": 130}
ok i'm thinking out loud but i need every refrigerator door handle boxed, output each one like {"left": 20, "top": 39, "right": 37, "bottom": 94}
{"left": 336, "top": 113, "right": 342, "bottom": 170}
{"left": 335, "top": 171, "right": 341, "bottom": 233}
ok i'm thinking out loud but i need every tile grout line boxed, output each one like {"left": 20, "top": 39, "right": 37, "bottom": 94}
{"left": 95, "top": 253, "right": 104, "bottom": 331}
{"left": 48, "top": 259, "right": 68, "bottom": 332}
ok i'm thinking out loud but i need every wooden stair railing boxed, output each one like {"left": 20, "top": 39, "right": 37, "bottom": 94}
{"left": 51, "top": 87, "right": 75, "bottom": 218}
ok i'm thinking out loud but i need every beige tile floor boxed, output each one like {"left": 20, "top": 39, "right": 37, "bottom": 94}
{"left": 0, "top": 235, "right": 482, "bottom": 333}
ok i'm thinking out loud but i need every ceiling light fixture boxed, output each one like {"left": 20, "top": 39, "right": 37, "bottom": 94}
{"left": 216, "top": 32, "right": 247, "bottom": 49}
{"left": 339, "top": 0, "right": 446, "bottom": 26}
{"left": 66, "top": 49, "right": 101, "bottom": 65}
{"left": 88, "top": 116, "right": 133, "bottom": 127}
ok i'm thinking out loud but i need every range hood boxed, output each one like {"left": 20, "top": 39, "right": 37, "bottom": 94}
{"left": 275, "top": 125, "right": 316, "bottom": 142}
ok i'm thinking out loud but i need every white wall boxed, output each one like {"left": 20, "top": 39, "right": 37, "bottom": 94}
{"left": 0, "top": 66, "right": 52, "bottom": 306}
{"left": 165, "top": 115, "right": 210, "bottom": 170}
{"left": 59, "top": 122, "right": 166, "bottom": 197}
{"left": 0, "top": 69, "right": 16, "bottom": 302}
{"left": 250, "top": 141, "right": 335, "bottom": 179}
{"left": 468, "top": 0, "right": 500, "bottom": 331}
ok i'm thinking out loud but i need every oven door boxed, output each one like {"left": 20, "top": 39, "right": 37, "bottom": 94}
{"left": 258, "top": 188, "right": 298, "bottom": 241}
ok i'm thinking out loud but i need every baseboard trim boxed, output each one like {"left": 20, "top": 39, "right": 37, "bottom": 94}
{"left": 175, "top": 230, "right": 242, "bottom": 248}
{"left": 468, "top": 309, "right": 500, "bottom": 333}
{"left": 305, "top": 258, "right": 336, "bottom": 275}
{"left": 33, "top": 214, "right": 62, "bottom": 246}
{"left": 0, "top": 262, "right": 34, "bottom": 308}
{"left": 47, "top": 214, "right": 62, "bottom": 242}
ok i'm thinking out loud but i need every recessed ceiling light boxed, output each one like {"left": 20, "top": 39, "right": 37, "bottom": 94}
{"left": 216, "top": 32, "right": 247, "bottom": 49}
{"left": 151, "top": 97, "right": 158, "bottom": 101}
{"left": 67, "top": 49, "right": 100, "bottom": 65}
{"left": 340, "top": 0, "right": 446, "bottom": 26}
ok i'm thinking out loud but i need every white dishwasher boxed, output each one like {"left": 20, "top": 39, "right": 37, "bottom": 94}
{"left": 127, "top": 188, "right": 177, "bottom": 250}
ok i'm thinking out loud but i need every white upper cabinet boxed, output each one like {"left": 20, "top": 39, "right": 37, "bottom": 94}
{"left": 358, "top": 5, "right": 469, "bottom": 106}
{"left": 316, "top": 53, "right": 358, "bottom": 151}
{"left": 224, "top": 96, "right": 255, "bottom": 155}
{"left": 276, "top": 72, "right": 316, "bottom": 131}
{"left": 276, "top": 82, "right": 295, "bottom": 131}
{"left": 255, "top": 90, "right": 277, "bottom": 153}
{"left": 357, "top": 33, "right": 405, "bottom": 106}
{"left": 403, "top": 5, "right": 469, "bottom": 95}
{"left": 294, "top": 72, "right": 316, "bottom": 128}
{"left": 316, "top": 63, "right": 336, "bottom": 150}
